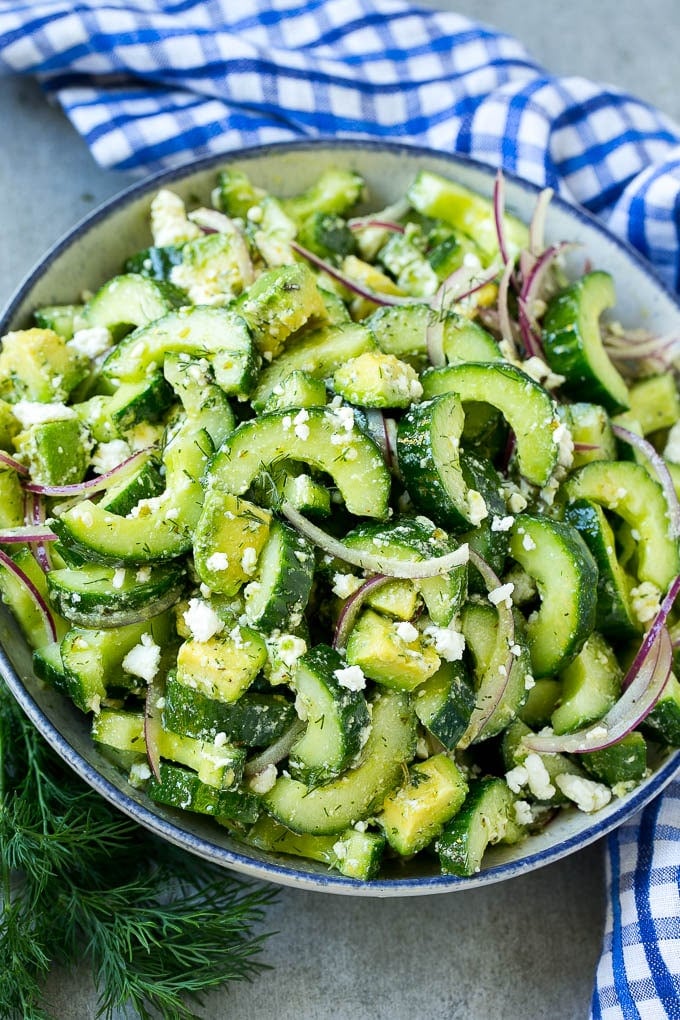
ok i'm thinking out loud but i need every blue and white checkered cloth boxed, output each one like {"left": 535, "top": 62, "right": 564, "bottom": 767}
{"left": 0, "top": 1, "right": 679, "bottom": 1014}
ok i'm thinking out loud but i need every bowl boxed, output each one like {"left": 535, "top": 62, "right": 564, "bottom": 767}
{"left": 1, "top": 139, "right": 679, "bottom": 896}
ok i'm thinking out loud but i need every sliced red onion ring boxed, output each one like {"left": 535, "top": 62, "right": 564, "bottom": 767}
{"left": 281, "top": 502, "right": 469, "bottom": 578}
{"left": 348, "top": 219, "right": 405, "bottom": 234}
{"left": 425, "top": 307, "right": 446, "bottom": 368}
{"left": 457, "top": 549, "right": 516, "bottom": 747}
{"left": 0, "top": 526, "right": 58, "bottom": 543}
{"left": 291, "top": 242, "right": 420, "bottom": 307}
{"left": 612, "top": 424, "right": 680, "bottom": 539}
{"left": 573, "top": 442, "right": 601, "bottom": 453}
{"left": 497, "top": 255, "right": 519, "bottom": 356}
{"left": 0, "top": 548, "right": 57, "bottom": 643}
{"left": 528, "top": 187, "right": 555, "bottom": 258}
{"left": 347, "top": 198, "right": 410, "bottom": 231}
{"left": 144, "top": 678, "right": 163, "bottom": 782}
{"left": 244, "top": 718, "right": 306, "bottom": 778}
{"left": 521, "top": 625, "right": 673, "bottom": 754}
{"left": 362, "top": 410, "right": 398, "bottom": 473}
{"left": 517, "top": 298, "right": 543, "bottom": 359}
{"left": 493, "top": 170, "right": 510, "bottom": 266}
{"left": 30, "top": 493, "right": 52, "bottom": 574}
{"left": 22, "top": 447, "right": 153, "bottom": 497}
{"left": 622, "top": 574, "right": 680, "bottom": 692}
{"left": 521, "top": 241, "right": 579, "bottom": 309}
{"left": 434, "top": 261, "right": 501, "bottom": 314}
{"left": 332, "top": 574, "right": 392, "bottom": 651}
{"left": 0, "top": 451, "right": 29, "bottom": 475}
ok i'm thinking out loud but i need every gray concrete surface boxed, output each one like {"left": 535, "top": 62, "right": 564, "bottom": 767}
{"left": 0, "top": 2, "right": 676, "bottom": 1017}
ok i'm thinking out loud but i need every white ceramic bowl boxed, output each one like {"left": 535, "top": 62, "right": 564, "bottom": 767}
{"left": 1, "top": 139, "right": 679, "bottom": 896}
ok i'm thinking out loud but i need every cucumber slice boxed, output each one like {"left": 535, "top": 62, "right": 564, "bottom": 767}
{"left": 244, "top": 522, "right": 315, "bottom": 631}
{"left": 102, "top": 305, "right": 260, "bottom": 397}
{"left": 570, "top": 402, "right": 617, "bottom": 467}
{"left": 421, "top": 361, "right": 559, "bottom": 486}
{"left": 552, "top": 632, "right": 622, "bottom": 735}
{"left": 163, "top": 671, "right": 296, "bottom": 745}
{"left": 51, "top": 421, "right": 211, "bottom": 565}
{"left": 564, "top": 498, "right": 640, "bottom": 639}
{"left": 34, "top": 303, "right": 84, "bottom": 340}
{"left": 263, "top": 690, "right": 417, "bottom": 835}
{"left": 366, "top": 304, "right": 501, "bottom": 368}
{"left": 509, "top": 514, "right": 598, "bottom": 678}
{"left": 581, "top": 732, "right": 647, "bottom": 788}
{"left": 262, "top": 370, "right": 327, "bottom": 413}
{"left": 251, "top": 322, "right": 376, "bottom": 411}
{"left": 206, "top": 406, "right": 391, "bottom": 519}
{"left": 643, "top": 671, "right": 680, "bottom": 746}
{"left": 564, "top": 460, "right": 680, "bottom": 590}
{"left": 436, "top": 777, "right": 525, "bottom": 877}
{"left": 343, "top": 518, "right": 467, "bottom": 627}
{"left": 288, "top": 644, "right": 371, "bottom": 786}
{"left": 147, "top": 762, "right": 259, "bottom": 824}
{"left": 280, "top": 168, "right": 364, "bottom": 222}
{"left": 246, "top": 815, "right": 385, "bottom": 880}
{"left": 46, "top": 563, "right": 185, "bottom": 629}
{"left": 378, "top": 753, "right": 468, "bottom": 855}
{"left": 542, "top": 271, "right": 629, "bottom": 414}
{"left": 163, "top": 353, "right": 236, "bottom": 447}
{"left": 0, "top": 548, "right": 69, "bottom": 649}
{"left": 414, "top": 660, "right": 476, "bottom": 750}
{"left": 83, "top": 274, "right": 184, "bottom": 339}
{"left": 397, "top": 392, "right": 479, "bottom": 530}
{"left": 628, "top": 374, "right": 680, "bottom": 434}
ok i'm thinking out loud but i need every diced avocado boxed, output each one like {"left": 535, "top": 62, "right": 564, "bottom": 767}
{"left": 378, "top": 753, "right": 468, "bottom": 855}
{"left": 14, "top": 417, "right": 90, "bottom": 486}
{"left": 365, "top": 580, "right": 418, "bottom": 621}
{"left": 176, "top": 626, "right": 267, "bottom": 703}
{"left": 0, "top": 328, "right": 88, "bottom": 402}
{"left": 333, "top": 351, "right": 422, "bottom": 408}
{"left": 170, "top": 232, "right": 249, "bottom": 305}
{"left": 0, "top": 467, "right": 25, "bottom": 528}
{"left": 628, "top": 374, "right": 680, "bottom": 435}
{"left": 194, "top": 491, "right": 271, "bottom": 595}
{"left": 0, "top": 399, "right": 20, "bottom": 450}
{"left": 238, "top": 263, "right": 327, "bottom": 358}
{"left": 346, "top": 608, "right": 440, "bottom": 691}
{"left": 262, "top": 370, "right": 327, "bottom": 413}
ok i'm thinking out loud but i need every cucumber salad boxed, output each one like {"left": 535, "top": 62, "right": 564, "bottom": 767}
{"left": 1, "top": 163, "right": 679, "bottom": 881}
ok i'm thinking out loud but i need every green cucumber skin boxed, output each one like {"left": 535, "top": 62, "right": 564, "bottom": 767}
{"left": 436, "top": 778, "right": 522, "bottom": 877}
{"left": 46, "top": 564, "right": 185, "bottom": 629}
{"left": 542, "top": 271, "right": 629, "bottom": 414}
{"left": 244, "top": 522, "right": 315, "bottom": 632}
{"left": 148, "top": 762, "right": 260, "bottom": 824}
{"left": 264, "top": 691, "right": 417, "bottom": 836}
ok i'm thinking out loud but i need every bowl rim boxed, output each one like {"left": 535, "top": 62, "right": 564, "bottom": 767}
{"left": 1, "top": 137, "right": 679, "bottom": 897}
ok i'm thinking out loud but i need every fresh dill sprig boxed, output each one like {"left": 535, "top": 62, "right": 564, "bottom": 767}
{"left": 0, "top": 679, "right": 277, "bottom": 1020}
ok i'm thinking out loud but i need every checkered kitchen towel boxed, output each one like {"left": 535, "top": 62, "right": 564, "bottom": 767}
{"left": 0, "top": 1, "right": 679, "bottom": 1014}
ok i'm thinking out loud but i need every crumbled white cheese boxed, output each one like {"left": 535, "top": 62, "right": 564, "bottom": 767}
{"left": 331, "top": 572, "right": 363, "bottom": 599}
{"left": 69, "top": 326, "right": 112, "bottom": 359}
{"left": 111, "top": 568, "right": 126, "bottom": 590}
{"left": 394, "top": 621, "right": 419, "bottom": 643}
{"left": 631, "top": 581, "right": 662, "bottom": 624}
{"left": 488, "top": 583, "right": 515, "bottom": 607}
{"left": 334, "top": 665, "right": 367, "bottom": 691}
{"left": 90, "top": 439, "right": 131, "bottom": 476}
{"left": 423, "top": 624, "right": 466, "bottom": 662}
{"left": 466, "top": 489, "right": 488, "bottom": 527}
{"left": 150, "top": 188, "right": 201, "bottom": 247}
{"left": 241, "top": 546, "right": 258, "bottom": 575}
{"left": 514, "top": 799, "right": 534, "bottom": 826}
{"left": 13, "top": 400, "right": 76, "bottom": 427}
{"left": 554, "top": 773, "right": 612, "bottom": 813}
{"left": 552, "top": 421, "right": 574, "bottom": 470}
{"left": 277, "top": 633, "right": 307, "bottom": 669}
{"left": 521, "top": 355, "right": 565, "bottom": 391}
{"left": 505, "top": 765, "right": 529, "bottom": 794}
{"left": 508, "top": 490, "right": 528, "bottom": 513}
{"left": 524, "top": 753, "right": 556, "bottom": 801}
{"left": 206, "top": 552, "right": 229, "bottom": 572}
{"left": 522, "top": 533, "right": 537, "bottom": 551}
{"left": 129, "top": 761, "right": 152, "bottom": 785}
{"left": 182, "top": 598, "right": 224, "bottom": 642}
{"left": 491, "top": 515, "right": 514, "bottom": 533}
{"left": 248, "top": 763, "right": 278, "bottom": 795}
{"left": 121, "top": 632, "right": 162, "bottom": 683}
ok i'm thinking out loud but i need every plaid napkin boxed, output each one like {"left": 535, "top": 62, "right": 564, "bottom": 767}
{"left": 1, "top": 1, "right": 679, "bottom": 1014}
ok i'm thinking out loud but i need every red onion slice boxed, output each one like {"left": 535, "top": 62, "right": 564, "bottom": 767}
{"left": 457, "top": 549, "right": 516, "bottom": 747}
{"left": 332, "top": 574, "right": 392, "bottom": 651}
{"left": 434, "top": 262, "right": 501, "bottom": 314}
{"left": 493, "top": 170, "right": 510, "bottom": 266}
{"left": 622, "top": 574, "right": 680, "bottom": 692}
{"left": 144, "top": 678, "right": 164, "bottom": 782}
{"left": 528, "top": 187, "right": 555, "bottom": 257}
{"left": 30, "top": 493, "right": 52, "bottom": 574}
{"left": 0, "top": 526, "right": 58, "bottom": 544}
{"left": 348, "top": 219, "right": 405, "bottom": 234}
{"left": 0, "top": 548, "right": 57, "bottom": 643}
{"left": 497, "top": 255, "right": 519, "bottom": 357}
{"left": 362, "top": 410, "right": 398, "bottom": 474}
{"left": 0, "top": 451, "right": 29, "bottom": 475}
{"left": 612, "top": 424, "right": 680, "bottom": 539}
{"left": 23, "top": 447, "right": 153, "bottom": 497}
{"left": 281, "top": 502, "right": 469, "bottom": 579}
{"left": 291, "top": 242, "right": 420, "bottom": 307}
{"left": 521, "top": 625, "right": 673, "bottom": 754}
{"left": 244, "top": 718, "right": 306, "bottom": 778}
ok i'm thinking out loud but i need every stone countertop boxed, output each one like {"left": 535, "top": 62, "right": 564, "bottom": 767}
{"left": 0, "top": 2, "right": 677, "bottom": 1017}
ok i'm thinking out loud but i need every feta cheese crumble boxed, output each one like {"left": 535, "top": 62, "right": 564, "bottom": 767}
{"left": 121, "top": 632, "right": 162, "bottom": 683}
{"left": 394, "top": 621, "right": 419, "bottom": 643}
{"left": 333, "top": 665, "right": 367, "bottom": 691}
{"left": 69, "top": 326, "right": 112, "bottom": 359}
{"left": 205, "top": 552, "right": 229, "bottom": 572}
{"left": 488, "top": 583, "right": 515, "bottom": 607}
{"left": 182, "top": 598, "right": 224, "bottom": 642}
{"left": 423, "top": 625, "right": 466, "bottom": 662}
{"left": 554, "top": 773, "right": 612, "bottom": 813}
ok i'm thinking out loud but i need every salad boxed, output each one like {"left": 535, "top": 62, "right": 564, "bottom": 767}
{"left": 0, "top": 162, "right": 679, "bottom": 881}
